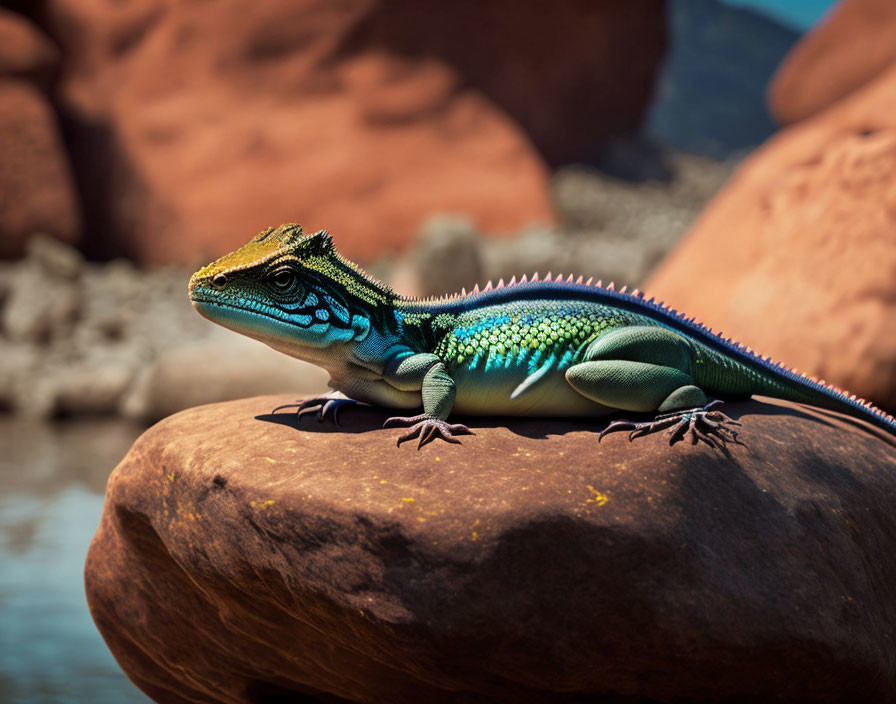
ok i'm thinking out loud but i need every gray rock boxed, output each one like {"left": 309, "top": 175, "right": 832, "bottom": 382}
{"left": 0, "top": 341, "right": 39, "bottom": 412}
{"left": 480, "top": 225, "right": 564, "bottom": 281}
{"left": 479, "top": 227, "right": 652, "bottom": 292}
{"left": 411, "top": 215, "right": 485, "bottom": 297}
{"left": 1, "top": 261, "right": 81, "bottom": 343}
{"left": 53, "top": 362, "right": 135, "bottom": 416}
{"left": 551, "top": 150, "right": 736, "bottom": 275}
{"left": 25, "top": 234, "right": 84, "bottom": 279}
{"left": 123, "top": 334, "right": 330, "bottom": 422}
{"left": 396, "top": 147, "right": 735, "bottom": 297}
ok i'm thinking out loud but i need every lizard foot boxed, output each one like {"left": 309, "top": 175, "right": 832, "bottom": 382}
{"left": 598, "top": 400, "right": 742, "bottom": 450}
{"left": 383, "top": 414, "right": 474, "bottom": 449}
{"left": 272, "top": 392, "right": 362, "bottom": 425}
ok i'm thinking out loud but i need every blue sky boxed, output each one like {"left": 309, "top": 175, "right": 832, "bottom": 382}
{"left": 720, "top": 0, "right": 838, "bottom": 30}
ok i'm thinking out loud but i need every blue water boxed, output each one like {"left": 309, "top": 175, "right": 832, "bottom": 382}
{"left": 0, "top": 419, "right": 152, "bottom": 704}
{"left": 720, "top": 0, "right": 836, "bottom": 31}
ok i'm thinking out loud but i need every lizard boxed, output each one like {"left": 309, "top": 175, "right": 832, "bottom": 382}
{"left": 188, "top": 223, "right": 896, "bottom": 448}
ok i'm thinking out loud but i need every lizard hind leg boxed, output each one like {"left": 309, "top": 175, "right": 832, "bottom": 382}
{"left": 600, "top": 393, "right": 742, "bottom": 449}
{"left": 564, "top": 359, "right": 739, "bottom": 448}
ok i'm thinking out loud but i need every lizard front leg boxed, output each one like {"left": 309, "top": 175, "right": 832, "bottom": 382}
{"left": 381, "top": 353, "right": 473, "bottom": 449}
{"left": 272, "top": 391, "right": 363, "bottom": 425}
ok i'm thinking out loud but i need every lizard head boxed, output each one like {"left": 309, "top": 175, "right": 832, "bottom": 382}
{"left": 189, "top": 224, "right": 393, "bottom": 356}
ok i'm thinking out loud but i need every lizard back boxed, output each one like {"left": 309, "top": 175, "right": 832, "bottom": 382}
{"left": 400, "top": 276, "right": 896, "bottom": 434}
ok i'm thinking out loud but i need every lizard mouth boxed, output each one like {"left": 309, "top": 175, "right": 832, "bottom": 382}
{"left": 190, "top": 295, "right": 323, "bottom": 331}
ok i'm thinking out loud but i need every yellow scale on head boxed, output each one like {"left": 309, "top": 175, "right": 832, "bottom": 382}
{"left": 191, "top": 224, "right": 392, "bottom": 309}
{"left": 191, "top": 224, "right": 306, "bottom": 281}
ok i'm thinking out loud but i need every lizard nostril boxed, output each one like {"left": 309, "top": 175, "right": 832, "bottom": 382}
{"left": 211, "top": 273, "right": 228, "bottom": 290}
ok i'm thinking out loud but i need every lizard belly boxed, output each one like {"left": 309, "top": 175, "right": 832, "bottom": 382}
{"left": 449, "top": 358, "right": 611, "bottom": 417}
{"left": 328, "top": 374, "right": 421, "bottom": 410}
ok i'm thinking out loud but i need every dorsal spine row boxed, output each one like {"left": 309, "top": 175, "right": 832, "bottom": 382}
{"left": 401, "top": 273, "right": 895, "bottom": 431}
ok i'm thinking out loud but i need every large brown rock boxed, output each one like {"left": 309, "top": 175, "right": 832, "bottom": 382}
{"left": 0, "top": 10, "right": 80, "bottom": 258}
{"left": 86, "top": 395, "right": 896, "bottom": 703}
{"left": 43, "top": 0, "right": 664, "bottom": 265}
{"left": 769, "top": 0, "right": 896, "bottom": 125}
{"left": 0, "top": 9, "right": 58, "bottom": 86}
{"left": 647, "top": 61, "right": 896, "bottom": 414}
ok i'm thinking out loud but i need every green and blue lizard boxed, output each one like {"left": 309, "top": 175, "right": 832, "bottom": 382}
{"left": 188, "top": 224, "right": 896, "bottom": 448}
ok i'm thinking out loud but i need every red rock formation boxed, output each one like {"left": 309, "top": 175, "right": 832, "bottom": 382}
{"left": 769, "top": 0, "right": 896, "bottom": 125}
{"left": 0, "top": 10, "right": 80, "bottom": 258}
{"left": 647, "top": 62, "right": 896, "bottom": 413}
{"left": 39, "top": 0, "right": 664, "bottom": 265}
{"left": 0, "top": 9, "right": 57, "bottom": 86}
{"left": 86, "top": 396, "right": 896, "bottom": 703}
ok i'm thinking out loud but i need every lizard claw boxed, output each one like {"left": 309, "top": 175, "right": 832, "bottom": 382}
{"left": 272, "top": 392, "right": 362, "bottom": 425}
{"left": 598, "top": 401, "right": 741, "bottom": 449}
{"left": 383, "top": 414, "right": 474, "bottom": 449}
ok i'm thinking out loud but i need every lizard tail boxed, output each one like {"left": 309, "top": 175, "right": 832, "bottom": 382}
{"left": 750, "top": 364, "right": 896, "bottom": 437}
{"left": 695, "top": 345, "right": 896, "bottom": 436}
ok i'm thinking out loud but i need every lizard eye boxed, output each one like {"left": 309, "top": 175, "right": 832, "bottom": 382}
{"left": 267, "top": 267, "right": 301, "bottom": 295}
{"left": 211, "top": 273, "right": 228, "bottom": 290}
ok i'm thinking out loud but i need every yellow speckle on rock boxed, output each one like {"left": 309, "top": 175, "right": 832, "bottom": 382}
{"left": 263, "top": 457, "right": 277, "bottom": 464}
{"left": 434, "top": 456, "right": 441, "bottom": 462}
{"left": 176, "top": 500, "right": 200, "bottom": 521}
{"left": 379, "top": 480, "right": 388, "bottom": 484}
{"left": 167, "top": 473, "right": 175, "bottom": 481}
{"left": 585, "top": 485, "right": 609, "bottom": 506}
{"left": 402, "top": 497, "right": 415, "bottom": 503}
{"left": 417, "top": 517, "right": 426, "bottom": 523}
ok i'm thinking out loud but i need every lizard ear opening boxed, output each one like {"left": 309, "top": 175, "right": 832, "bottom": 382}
{"left": 306, "top": 230, "right": 334, "bottom": 256}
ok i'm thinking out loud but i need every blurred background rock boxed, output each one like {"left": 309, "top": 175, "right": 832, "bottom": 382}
{"left": 2, "top": 0, "right": 894, "bottom": 419}
{"left": 0, "top": 0, "right": 834, "bottom": 424}
{"left": 2, "top": 0, "right": 893, "bottom": 422}
{"left": 5, "top": 0, "right": 896, "bottom": 701}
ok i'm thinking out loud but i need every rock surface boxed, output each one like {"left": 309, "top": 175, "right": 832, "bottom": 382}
{"left": 86, "top": 395, "right": 896, "bottom": 703}
{"left": 0, "top": 10, "right": 80, "bottom": 258}
{"left": 647, "top": 61, "right": 896, "bottom": 414}
{"left": 769, "top": 0, "right": 896, "bottom": 125}
{"left": 40, "top": 0, "right": 665, "bottom": 265}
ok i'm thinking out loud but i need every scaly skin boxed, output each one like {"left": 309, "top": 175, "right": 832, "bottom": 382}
{"left": 188, "top": 224, "right": 896, "bottom": 448}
